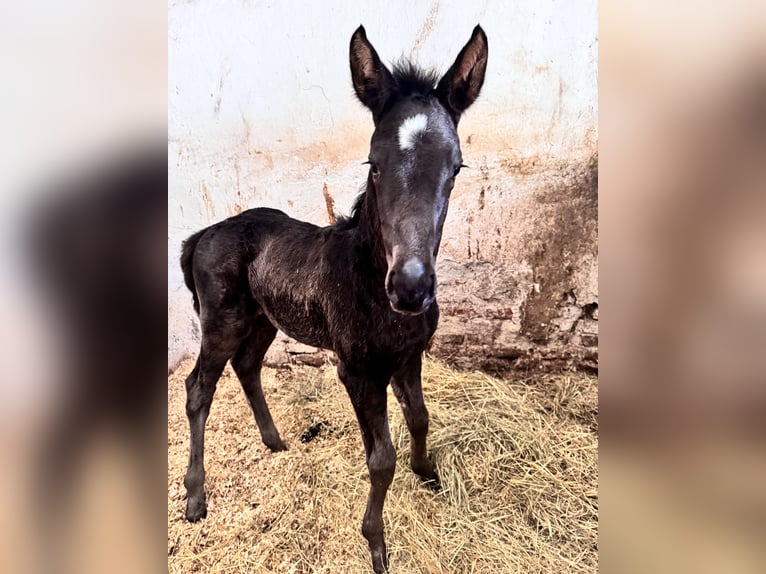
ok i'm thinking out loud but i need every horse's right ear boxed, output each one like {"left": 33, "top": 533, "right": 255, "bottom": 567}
{"left": 350, "top": 26, "right": 394, "bottom": 119}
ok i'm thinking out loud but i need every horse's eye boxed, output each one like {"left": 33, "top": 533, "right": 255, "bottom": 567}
{"left": 453, "top": 165, "right": 462, "bottom": 177}
{"left": 370, "top": 163, "right": 380, "bottom": 177}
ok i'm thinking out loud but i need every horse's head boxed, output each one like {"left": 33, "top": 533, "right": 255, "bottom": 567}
{"left": 350, "top": 25, "right": 488, "bottom": 315}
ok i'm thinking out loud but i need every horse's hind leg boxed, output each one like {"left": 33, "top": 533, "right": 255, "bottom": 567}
{"left": 231, "top": 315, "right": 286, "bottom": 452}
{"left": 183, "top": 335, "right": 232, "bottom": 522}
{"left": 391, "top": 355, "right": 439, "bottom": 487}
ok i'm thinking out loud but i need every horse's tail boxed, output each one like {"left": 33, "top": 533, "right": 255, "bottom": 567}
{"left": 180, "top": 229, "right": 206, "bottom": 315}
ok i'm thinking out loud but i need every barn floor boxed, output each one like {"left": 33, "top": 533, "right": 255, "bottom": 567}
{"left": 167, "top": 357, "right": 598, "bottom": 573}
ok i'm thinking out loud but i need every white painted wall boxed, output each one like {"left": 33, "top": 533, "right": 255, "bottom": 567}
{"left": 168, "top": 0, "right": 598, "bottom": 368}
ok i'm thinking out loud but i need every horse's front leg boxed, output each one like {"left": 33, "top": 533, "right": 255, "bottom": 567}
{"left": 391, "top": 354, "right": 439, "bottom": 486}
{"left": 339, "top": 365, "right": 396, "bottom": 574}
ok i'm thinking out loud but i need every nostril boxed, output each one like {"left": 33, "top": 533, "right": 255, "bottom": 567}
{"left": 428, "top": 273, "right": 436, "bottom": 298}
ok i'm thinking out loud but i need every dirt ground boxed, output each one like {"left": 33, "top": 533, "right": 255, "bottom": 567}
{"left": 168, "top": 357, "right": 597, "bottom": 573}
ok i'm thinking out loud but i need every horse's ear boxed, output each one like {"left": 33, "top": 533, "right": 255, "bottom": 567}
{"left": 437, "top": 25, "right": 488, "bottom": 123}
{"left": 350, "top": 26, "right": 394, "bottom": 119}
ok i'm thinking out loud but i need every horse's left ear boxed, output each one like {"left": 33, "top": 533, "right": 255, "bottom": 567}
{"left": 436, "top": 25, "right": 488, "bottom": 123}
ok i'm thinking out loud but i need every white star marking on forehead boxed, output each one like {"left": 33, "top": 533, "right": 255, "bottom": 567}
{"left": 398, "top": 114, "right": 428, "bottom": 151}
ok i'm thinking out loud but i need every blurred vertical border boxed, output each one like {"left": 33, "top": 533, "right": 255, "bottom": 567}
{"left": 601, "top": 1, "right": 766, "bottom": 572}
{"left": 0, "top": 2, "right": 166, "bottom": 573}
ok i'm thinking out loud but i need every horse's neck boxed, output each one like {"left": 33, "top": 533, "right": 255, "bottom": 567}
{"left": 355, "top": 185, "right": 388, "bottom": 276}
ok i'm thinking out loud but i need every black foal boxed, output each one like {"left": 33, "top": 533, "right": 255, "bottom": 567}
{"left": 180, "top": 24, "right": 487, "bottom": 573}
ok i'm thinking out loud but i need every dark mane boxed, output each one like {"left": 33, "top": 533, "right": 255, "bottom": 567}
{"left": 334, "top": 187, "right": 367, "bottom": 231}
{"left": 391, "top": 60, "right": 440, "bottom": 99}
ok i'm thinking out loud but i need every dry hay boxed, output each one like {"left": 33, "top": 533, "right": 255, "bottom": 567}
{"left": 168, "top": 357, "right": 598, "bottom": 573}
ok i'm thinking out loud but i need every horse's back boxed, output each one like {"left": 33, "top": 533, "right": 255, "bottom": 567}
{"left": 186, "top": 208, "right": 335, "bottom": 329}
{"left": 193, "top": 207, "right": 321, "bottom": 262}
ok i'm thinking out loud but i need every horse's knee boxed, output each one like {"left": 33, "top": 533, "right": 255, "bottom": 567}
{"left": 185, "top": 393, "right": 207, "bottom": 418}
{"left": 185, "top": 381, "right": 214, "bottom": 418}
{"left": 185, "top": 396, "right": 199, "bottom": 418}
{"left": 367, "top": 442, "right": 396, "bottom": 486}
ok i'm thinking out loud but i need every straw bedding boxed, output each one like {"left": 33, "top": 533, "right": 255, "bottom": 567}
{"left": 168, "top": 357, "right": 597, "bottom": 573}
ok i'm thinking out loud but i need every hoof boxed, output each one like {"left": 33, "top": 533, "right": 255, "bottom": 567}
{"left": 267, "top": 440, "right": 288, "bottom": 453}
{"left": 421, "top": 475, "right": 442, "bottom": 492}
{"left": 185, "top": 498, "right": 207, "bottom": 522}
{"left": 412, "top": 462, "right": 439, "bottom": 484}
{"left": 414, "top": 463, "right": 441, "bottom": 491}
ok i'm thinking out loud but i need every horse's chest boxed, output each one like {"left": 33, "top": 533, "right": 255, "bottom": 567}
{"left": 341, "top": 306, "right": 438, "bottom": 363}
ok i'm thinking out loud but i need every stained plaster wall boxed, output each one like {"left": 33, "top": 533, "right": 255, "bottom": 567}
{"left": 168, "top": 1, "right": 598, "bottom": 374}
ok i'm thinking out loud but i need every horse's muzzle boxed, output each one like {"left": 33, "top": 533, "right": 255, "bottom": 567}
{"left": 385, "top": 257, "right": 436, "bottom": 315}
